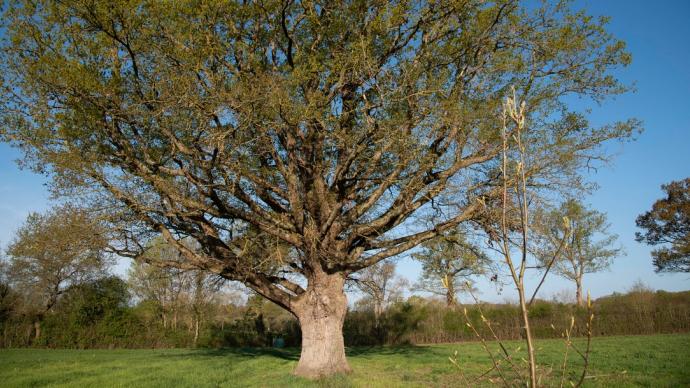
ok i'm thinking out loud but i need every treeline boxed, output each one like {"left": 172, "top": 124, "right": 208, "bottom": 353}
{"left": 1, "top": 271, "right": 688, "bottom": 349}
{"left": 0, "top": 270, "right": 294, "bottom": 349}
{"left": 346, "top": 289, "right": 690, "bottom": 346}
{"left": 1, "top": 206, "right": 687, "bottom": 349}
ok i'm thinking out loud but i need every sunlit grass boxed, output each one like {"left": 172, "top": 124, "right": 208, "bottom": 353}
{"left": 1, "top": 334, "right": 688, "bottom": 387}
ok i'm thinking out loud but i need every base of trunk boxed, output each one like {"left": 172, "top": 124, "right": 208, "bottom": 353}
{"left": 293, "top": 273, "right": 351, "bottom": 379}
{"left": 294, "top": 342, "right": 352, "bottom": 379}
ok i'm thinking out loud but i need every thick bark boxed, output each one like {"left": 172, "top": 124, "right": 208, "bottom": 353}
{"left": 293, "top": 273, "right": 351, "bottom": 378}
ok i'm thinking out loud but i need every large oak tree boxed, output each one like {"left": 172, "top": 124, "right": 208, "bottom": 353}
{"left": 1, "top": 0, "right": 637, "bottom": 377}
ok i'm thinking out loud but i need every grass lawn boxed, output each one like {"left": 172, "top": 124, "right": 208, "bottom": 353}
{"left": 0, "top": 334, "right": 688, "bottom": 387}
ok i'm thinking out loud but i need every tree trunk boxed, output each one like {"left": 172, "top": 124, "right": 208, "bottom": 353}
{"left": 33, "top": 320, "right": 41, "bottom": 342}
{"left": 293, "top": 272, "right": 351, "bottom": 379}
{"left": 446, "top": 277, "right": 456, "bottom": 307}
{"left": 373, "top": 298, "right": 383, "bottom": 327}
{"left": 193, "top": 317, "right": 199, "bottom": 347}
{"left": 518, "top": 283, "right": 537, "bottom": 388}
{"left": 575, "top": 277, "right": 583, "bottom": 306}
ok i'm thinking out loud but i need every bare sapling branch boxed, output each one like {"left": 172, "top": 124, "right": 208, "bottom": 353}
{"left": 452, "top": 88, "right": 597, "bottom": 387}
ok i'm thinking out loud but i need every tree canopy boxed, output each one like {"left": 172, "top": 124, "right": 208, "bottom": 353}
{"left": 5, "top": 205, "right": 111, "bottom": 313}
{"left": 412, "top": 230, "right": 491, "bottom": 306}
{"left": 534, "top": 199, "right": 621, "bottom": 305}
{"left": 0, "top": 0, "right": 638, "bottom": 377}
{"left": 636, "top": 178, "right": 690, "bottom": 272}
{"left": 4, "top": 205, "right": 111, "bottom": 340}
{"left": 349, "top": 261, "right": 407, "bottom": 321}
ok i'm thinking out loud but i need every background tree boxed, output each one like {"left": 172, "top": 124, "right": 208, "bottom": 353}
{"left": 128, "top": 260, "right": 187, "bottom": 330}
{"left": 0, "top": 0, "right": 638, "bottom": 377}
{"left": 535, "top": 199, "right": 622, "bottom": 306}
{"left": 127, "top": 238, "right": 199, "bottom": 330}
{"left": 412, "top": 230, "right": 491, "bottom": 307}
{"left": 183, "top": 270, "right": 226, "bottom": 346}
{"left": 635, "top": 178, "right": 690, "bottom": 272}
{"left": 5, "top": 205, "right": 111, "bottom": 341}
{"left": 349, "top": 261, "right": 407, "bottom": 325}
{"left": 0, "top": 258, "right": 18, "bottom": 345}
{"left": 64, "top": 276, "right": 130, "bottom": 326}
{"left": 128, "top": 238, "right": 227, "bottom": 339}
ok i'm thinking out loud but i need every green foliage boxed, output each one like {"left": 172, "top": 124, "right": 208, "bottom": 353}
{"left": 345, "top": 299, "right": 429, "bottom": 346}
{"left": 636, "top": 177, "right": 690, "bottom": 272}
{"left": 527, "top": 301, "right": 554, "bottom": 319}
{"left": 0, "top": 258, "right": 15, "bottom": 329}
{"left": 211, "top": 295, "right": 301, "bottom": 348}
{"left": 536, "top": 199, "right": 622, "bottom": 275}
{"left": 441, "top": 309, "right": 463, "bottom": 333}
{"left": 384, "top": 301, "right": 429, "bottom": 345}
{"left": 38, "top": 276, "right": 133, "bottom": 348}
{"left": 4, "top": 205, "right": 111, "bottom": 313}
{"left": 0, "top": 280, "right": 16, "bottom": 340}
{"left": 349, "top": 261, "right": 407, "bottom": 322}
{"left": 534, "top": 199, "right": 622, "bottom": 304}
{"left": 412, "top": 230, "right": 492, "bottom": 306}
{"left": 63, "top": 276, "right": 130, "bottom": 326}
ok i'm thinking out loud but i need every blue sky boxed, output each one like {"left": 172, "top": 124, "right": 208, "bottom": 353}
{"left": 1, "top": 0, "right": 688, "bottom": 302}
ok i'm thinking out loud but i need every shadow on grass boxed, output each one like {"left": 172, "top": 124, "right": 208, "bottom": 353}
{"left": 156, "top": 344, "right": 438, "bottom": 362}
{"left": 347, "top": 345, "right": 439, "bottom": 357}
{"left": 159, "top": 347, "right": 301, "bottom": 361}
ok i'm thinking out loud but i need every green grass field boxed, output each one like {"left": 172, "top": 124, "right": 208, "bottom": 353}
{"left": 1, "top": 334, "right": 688, "bottom": 387}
